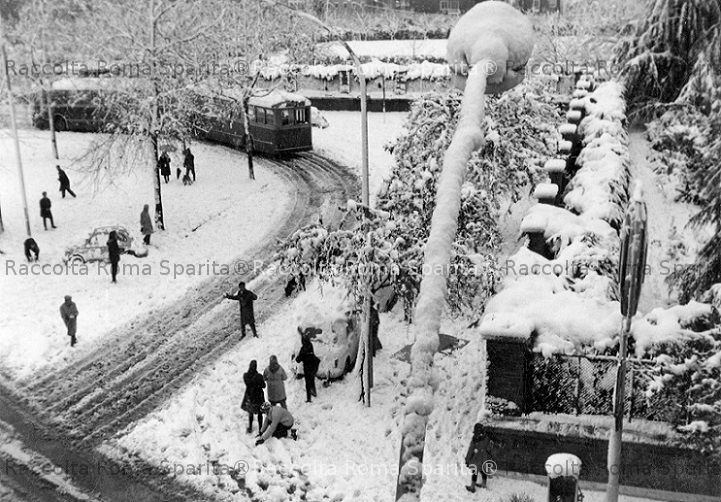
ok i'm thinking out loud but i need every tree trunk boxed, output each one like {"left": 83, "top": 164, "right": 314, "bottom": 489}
{"left": 395, "top": 67, "right": 488, "bottom": 502}
{"left": 151, "top": 134, "right": 165, "bottom": 230}
{"left": 44, "top": 89, "right": 59, "bottom": 161}
{"left": 242, "top": 99, "right": 255, "bottom": 180}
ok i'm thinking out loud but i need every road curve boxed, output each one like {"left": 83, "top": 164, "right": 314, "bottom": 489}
{"left": 1, "top": 150, "right": 359, "bottom": 501}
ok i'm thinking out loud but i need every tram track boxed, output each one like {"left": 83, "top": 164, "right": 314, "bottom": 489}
{"left": 1, "top": 151, "right": 359, "bottom": 501}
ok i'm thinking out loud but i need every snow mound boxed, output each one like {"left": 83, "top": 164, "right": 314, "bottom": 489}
{"left": 545, "top": 453, "right": 582, "bottom": 479}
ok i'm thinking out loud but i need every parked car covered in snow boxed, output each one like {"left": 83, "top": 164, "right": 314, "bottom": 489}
{"left": 64, "top": 226, "right": 134, "bottom": 264}
{"left": 290, "top": 288, "right": 360, "bottom": 380}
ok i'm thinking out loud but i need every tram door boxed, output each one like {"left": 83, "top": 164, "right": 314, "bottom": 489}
{"left": 339, "top": 70, "right": 351, "bottom": 94}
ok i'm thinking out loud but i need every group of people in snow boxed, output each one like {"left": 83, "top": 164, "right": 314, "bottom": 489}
{"left": 241, "top": 356, "right": 298, "bottom": 446}
{"left": 158, "top": 148, "right": 195, "bottom": 185}
{"left": 24, "top": 166, "right": 77, "bottom": 263}
{"left": 232, "top": 285, "right": 322, "bottom": 446}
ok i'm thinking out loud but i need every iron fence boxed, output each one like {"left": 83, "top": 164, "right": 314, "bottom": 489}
{"left": 530, "top": 353, "right": 690, "bottom": 424}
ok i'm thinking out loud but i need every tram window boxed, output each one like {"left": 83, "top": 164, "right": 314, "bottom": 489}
{"left": 248, "top": 106, "right": 256, "bottom": 122}
{"left": 280, "top": 109, "right": 290, "bottom": 126}
{"left": 294, "top": 108, "right": 307, "bottom": 123}
{"left": 265, "top": 109, "right": 275, "bottom": 125}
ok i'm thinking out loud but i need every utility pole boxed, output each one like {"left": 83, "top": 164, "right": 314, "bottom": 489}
{"left": 1, "top": 11, "right": 32, "bottom": 237}
{"left": 272, "top": 2, "right": 373, "bottom": 406}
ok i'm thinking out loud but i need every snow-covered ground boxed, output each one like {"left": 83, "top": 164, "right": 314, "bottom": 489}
{"left": 312, "top": 111, "right": 407, "bottom": 203}
{"left": 106, "top": 281, "right": 659, "bottom": 502}
{"left": 0, "top": 130, "right": 291, "bottom": 379}
{"left": 628, "top": 131, "right": 705, "bottom": 313}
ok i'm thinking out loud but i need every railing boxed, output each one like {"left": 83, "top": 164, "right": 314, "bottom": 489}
{"left": 530, "top": 353, "right": 690, "bottom": 424}
{"left": 439, "top": 0, "right": 460, "bottom": 14}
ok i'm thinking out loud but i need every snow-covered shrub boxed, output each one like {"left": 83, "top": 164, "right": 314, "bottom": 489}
{"left": 277, "top": 86, "right": 560, "bottom": 318}
{"left": 485, "top": 396, "right": 521, "bottom": 417}
{"left": 615, "top": 0, "right": 721, "bottom": 114}
{"left": 638, "top": 307, "right": 721, "bottom": 451}
{"left": 647, "top": 107, "right": 721, "bottom": 302}
{"left": 504, "top": 493, "right": 536, "bottom": 502}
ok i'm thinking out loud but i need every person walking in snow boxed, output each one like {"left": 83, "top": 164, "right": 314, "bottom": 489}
{"left": 242, "top": 360, "right": 266, "bottom": 434}
{"left": 56, "top": 166, "right": 76, "bottom": 198}
{"left": 263, "top": 355, "right": 288, "bottom": 409}
{"left": 295, "top": 331, "right": 320, "bottom": 403}
{"left": 183, "top": 147, "right": 195, "bottom": 182}
{"left": 158, "top": 151, "right": 171, "bottom": 183}
{"left": 107, "top": 230, "right": 120, "bottom": 283}
{"left": 140, "top": 204, "right": 153, "bottom": 245}
{"left": 40, "top": 192, "right": 56, "bottom": 230}
{"left": 60, "top": 295, "right": 78, "bottom": 347}
{"left": 464, "top": 423, "right": 496, "bottom": 492}
{"left": 224, "top": 281, "right": 258, "bottom": 338}
{"left": 255, "top": 402, "right": 295, "bottom": 445}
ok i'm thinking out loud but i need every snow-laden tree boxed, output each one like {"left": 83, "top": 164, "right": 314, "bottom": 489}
{"left": 616, "top": 0, "right": 721, "bottom": 113}
{"left": 277, "top": 87, "right": 559, "bottom": 319}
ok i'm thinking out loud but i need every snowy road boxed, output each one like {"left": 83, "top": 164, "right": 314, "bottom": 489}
{"left": 0, "top": 151, "right": 358, "bottom": 501}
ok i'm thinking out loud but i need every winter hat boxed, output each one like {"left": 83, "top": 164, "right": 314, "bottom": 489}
{"left": 64, "top": 295, "right": 72, "bottom": 301}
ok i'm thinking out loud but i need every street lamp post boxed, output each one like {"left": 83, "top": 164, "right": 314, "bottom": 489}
{"left": 268, "top": 2, "right": 373, "bottom": 405}
{"left": 0, "top": 11, "right": 32, "bottom": 237}
{"left": 606, "top": 184, "right": 647, "bottom": 502}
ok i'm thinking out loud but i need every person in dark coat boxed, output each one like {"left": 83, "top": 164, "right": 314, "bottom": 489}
{"left": 56, "top": 166, "right": 76, "bottom": 198}
{"left": 263, "top": 355, "right": 287, "bottom": 408}
{"left": 24, "top": 238, "right": 39, "bottom": 262}
{"left": 158, "top": 151, "right": 171, "bottom": 183}
{"left": 40, "top": 192, "right": 56, "bottom": 230}
{"left": 242, "top": 360, "right": 266, "bottom": 434}
{"left": 224, "top": 281, "right": 258, "bottom": 338}
{"left": 295, "top": 330, "right": 320, "bottom": 403}
{"left": 465, "top": 423, "right": 496, "bottom": 491}
{"left": 370, "top": 304, "right": 383, "bottom": 356}
{"left": 140, "top": 204, "right": 153, "bottom": 245}
{"left": 183, "top": 148, "right": 195, "bottom": 181}
{"left": 107, "top": 230, "right": 120, "bottom": 283}
{"left": 59, "top": 295, "right": 78, "bottom": 347}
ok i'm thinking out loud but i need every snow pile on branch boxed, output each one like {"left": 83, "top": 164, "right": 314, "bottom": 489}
{"left": 397, "top": 3, "right": 534, "bottom": 499}
{"left": 564, "top": 82, "right": 631, "bottom": 227}
{"left": 446, "top": 0, "right": 534, "bottom": 94}
{"left": 631, "top": 301, "right": 717, "bottom": 357}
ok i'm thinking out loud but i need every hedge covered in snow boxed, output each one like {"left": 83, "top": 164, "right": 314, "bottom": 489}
{"left": 563, "top": 81, "right": 631, "bottom": 228}
{"left": 480, "top": 80, "right": 721, "bottom": 444}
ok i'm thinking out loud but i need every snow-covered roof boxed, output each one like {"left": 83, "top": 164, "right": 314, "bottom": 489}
{"left": 248, "top": 89, "right": 310, "bottom": 108}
